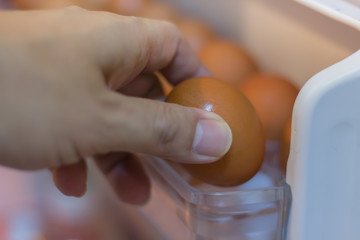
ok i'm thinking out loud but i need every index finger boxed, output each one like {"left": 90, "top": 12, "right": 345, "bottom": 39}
{"left": 88, "top": 13, "right": 211, "bottom": 88}
{"left": 160, "top": 33, "right": 212, "bottom": 84}
{"left": 137, "top": 19, "right": 212, "bottom": 84}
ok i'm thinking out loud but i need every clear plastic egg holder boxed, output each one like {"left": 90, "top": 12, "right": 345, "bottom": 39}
{"left": 136, "top": 141, "right": 291, "bottom": 240}
{"left": 107, "top": 0, "right": 357, "bottom": 239}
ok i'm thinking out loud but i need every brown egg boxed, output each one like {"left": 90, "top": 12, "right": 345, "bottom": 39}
{"left": 79, "top": 0, "right": 112, "bottom": 10}
{"left": 177, "top": 19, "right": 214, "bottom": 53}
{"left": 12, "top": 0, "right": 45, "bottom": 9}
{"left": 110, "top": 0, "right": 149, "bottom": 16}
{"left": 281, "top": 117, "right": 292, "bottom": 172}
{"left": 166, "top": 77, "right": 265, "bottom": 186}
{"left": 39, "top": 0, "right": 81, "bottom": 9}
{"left": 79, "top": 0, "right": 111, "bottom": 10}
{"left": 199, "top": 39, "right": 258, "bottom": 86}
{"left": 239, "top": 74, "right": 299, "bottom": 140}
{"left": 38, "top": 0, "right": 111, "bottom": 10}
{"left": 14, "top": 0, "right": 110, "bottom": 10}
{"left": 138, "top": 1, "right": 178, "bottom": 22}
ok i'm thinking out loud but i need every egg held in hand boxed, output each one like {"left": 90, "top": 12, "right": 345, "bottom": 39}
{"left": 166, "top": 77, "right": 265, "bottom": 186}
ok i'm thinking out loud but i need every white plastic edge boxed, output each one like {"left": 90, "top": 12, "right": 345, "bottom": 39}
{"left": 296, "top": 0, "right": 360, "bottom": 30}
{"left": 287, "top": 49, "right": 360, "bottom": 240}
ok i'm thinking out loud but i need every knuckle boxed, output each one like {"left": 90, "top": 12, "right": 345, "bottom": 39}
{"left": 40, "top": 138, "right": 82, "bottom": 168}
{"left": 125, "top": 16, "right": 147, "bottom": 33}
{"left": 163, "top": 21, "right": 180, "bottom": 35}
{"left": 58, "top": 145, "right": 82, "bottom": 166}
{"left": 157, "top": 20, "right": 182, "bottom": 40}
{"left": 167, "top": 21, "right": 182, "bottom": 36}
{"left": 153, "top": 104, "right": 181, "bottom": 151}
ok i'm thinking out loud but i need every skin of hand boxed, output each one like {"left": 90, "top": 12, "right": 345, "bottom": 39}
{"left": 0, "top": 7, "right": 232, "bottom": 205}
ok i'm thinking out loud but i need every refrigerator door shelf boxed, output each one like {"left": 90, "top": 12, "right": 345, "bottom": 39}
{"left": 297, "top": 0, "right": 360, "bottom": 30}
{"left": 287, "top": 50, "right": 360, "bottom": 240}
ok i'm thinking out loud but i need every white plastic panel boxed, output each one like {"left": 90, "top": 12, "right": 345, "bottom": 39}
{"left": 237, "top": 0, "right": 354, "bottom": 87}
{"left": 287, "top": 50, "right": 360, "bottom": 240}
{"left": 297, "top": 0, "right": 360, "bottom": 29}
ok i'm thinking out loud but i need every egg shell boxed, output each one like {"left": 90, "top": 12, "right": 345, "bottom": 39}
{"left": 199, "top": 39, "right": 258, "bottom": 86}
{"left": 39, "top": 0, "right": 82, "bottom": 9}
{"left": 177, "top": 19, "right": 214, "bottom": 53}
{"left": 39, "top": 0, "right": 111, "bottom": 10}
{"left": 166, "top": 77, "right": 265, "bottom": 186}
{"left": 79, "top": 0, "right": 112, "bottom": 10}
{"left": 138, "top": 1, "right": 178, "bottom": 22}
{"left": 12, "top": 0, "right": 45, "bottom": 9}
{"left": 240, "top": 74, "right": 299, "bottom": 140}
{"left": 110, "top": 0, "right": 149, "bottom": 16}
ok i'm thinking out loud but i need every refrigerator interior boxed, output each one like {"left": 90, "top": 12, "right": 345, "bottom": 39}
{"left": 1, "top": 0, "right": 360, "bottom": 239}
{"left": 101, "top": 0, "right": 360, "bottom": 239}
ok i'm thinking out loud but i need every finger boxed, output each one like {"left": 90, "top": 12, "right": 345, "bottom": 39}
{"left": 118, "top": 73, "right": 163, "bottom": 99}
{"left": 93, "top": 92, "right": 232, "bottom": 164}
{"left": 51, "top": 160, "right": 87, "bottom": 197}
{"left": 89, "top": 15, "right": 211, "bottom": 88}
{"left": 160, "top": 37, "right": 212, "bottom": 84}
{"left": 95, "top": 152, "right": 150, "bottom": 205}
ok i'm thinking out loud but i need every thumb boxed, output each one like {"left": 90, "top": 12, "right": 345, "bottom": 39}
{"left": 93, "top": 92, "right": 232, "bottom": 163}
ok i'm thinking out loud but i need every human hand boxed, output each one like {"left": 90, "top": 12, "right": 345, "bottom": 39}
{"left": 0, "top": 7, "right": 232, "bottom": 204}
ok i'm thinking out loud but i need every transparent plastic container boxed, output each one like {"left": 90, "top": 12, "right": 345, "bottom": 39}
{"left": 133, "top": 142, "right": 292, "bottom": 240}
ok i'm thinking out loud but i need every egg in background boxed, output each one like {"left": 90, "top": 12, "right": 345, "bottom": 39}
{"left": 39, "top": 0, "right": 77, "bottom": 9}
{"left": 38, "top": 0, "right": 83, "bottom": 9}
{"left": 13, "top": 0, "right": 111, "bottom": 10}
{"left": 177, "top": 18, "right": 214, "bottom": 53}
{"left": 166, "top": 77, "right": 265, "bottom": 186}
{"left": 109, "top": 0, "right": 150, "bottom": 16}
{"left": 11, "top": 0, "right": 45, "bottom": 9}
{"left": 138, "top": 1, "right": 178, "bottom": 22}
{"left": 199, "top": 39, "right": 258, "bottom": 86}
{"left": 239, "top": 74, "right": 298, "bottom": 141}
{"left": 78, "top": 0, "right": 112, "bottom": 10}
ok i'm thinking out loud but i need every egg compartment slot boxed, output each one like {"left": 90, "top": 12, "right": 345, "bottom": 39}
{"left": 134, "top": 141, "right": 291, "bottom": 240}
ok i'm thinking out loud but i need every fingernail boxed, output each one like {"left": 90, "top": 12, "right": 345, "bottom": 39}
{"left": 192, "top": 118, "right": 232, "bottom": 162}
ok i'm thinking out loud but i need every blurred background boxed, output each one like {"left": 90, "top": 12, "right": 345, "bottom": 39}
{"left": 0, "top": 0, "right": 298, "bottom": 239}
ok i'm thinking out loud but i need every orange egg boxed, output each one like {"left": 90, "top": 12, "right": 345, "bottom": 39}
{"left": 80, "top": 0, "right": 111, "bottom": 10}
{"left": 239, "top": 74, "right": 299, "bottom": 140}
{"left": 14, "top": 0, "right": 110, "bottom": 10}
{"left": 177, "top": 19, "right": 214, "bottom": 53}
{"left": 38, "top": 0, "right": 111, "bottom": 10}
{"left": 138, "top": 1, "right": 178, "bottom": 22}
{"left": 281, "top": 117, "right": 292, "bottom": 172}
{"left": 80, "top": 0, "right": 112, "bottom": 10}
{"left": 199, "top": 39, "right": 258, "bottom": 86}
{"left": 166, "top": 77, "right": 265, "bottom": 186}
{"left": 39, "top": 0, "right": 81, "bottom": 9}
{"left": 110, "top": 0, "right": 149, "bottom": 16}
{"left": 12, "top": 0, "right": 45, "bottom": 9}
